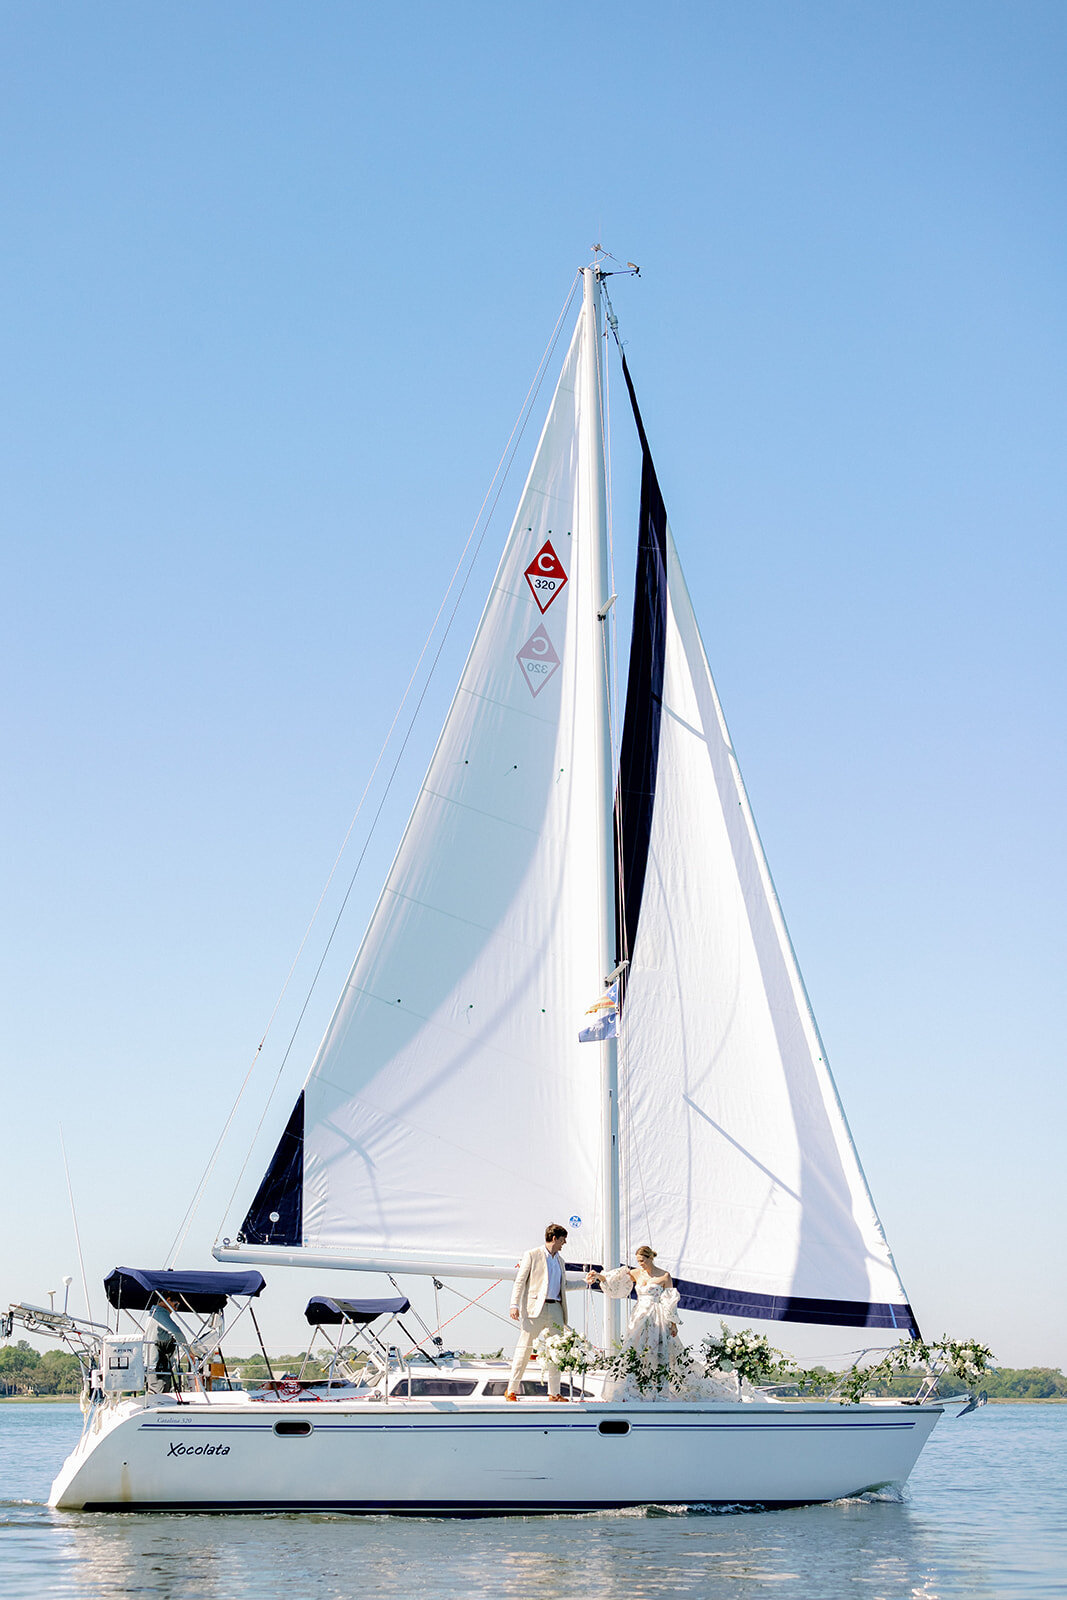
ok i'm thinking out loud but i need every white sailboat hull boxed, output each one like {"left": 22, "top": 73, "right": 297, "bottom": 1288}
{"left": 51, "top": 1398, "right": 942, "bottom": 1513}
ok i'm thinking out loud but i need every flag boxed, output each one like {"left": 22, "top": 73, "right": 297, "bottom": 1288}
{"left": 578, "top": 982, "right": 619, "bottom": 1043}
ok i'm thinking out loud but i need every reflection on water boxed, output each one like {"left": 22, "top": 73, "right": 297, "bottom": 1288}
{"left": 25, "top": 1495, "right": 1011, "bottom": 1600}
{"left": 1, "top": 1404, "right": 1065, "bottom": 1600}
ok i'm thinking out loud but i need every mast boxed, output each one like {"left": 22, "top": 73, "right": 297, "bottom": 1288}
{"left": 580, "top": 265, "right": 622, "bottom": 1342}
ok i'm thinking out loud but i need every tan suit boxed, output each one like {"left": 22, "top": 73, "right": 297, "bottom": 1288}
{"left": 508, "top": 1247, "right": 571, "bottom": 1397}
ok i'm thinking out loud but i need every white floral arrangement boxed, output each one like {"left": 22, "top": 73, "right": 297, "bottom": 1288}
{"left": 699, "top": 1322, "right": 994, "bottom": 1404}
{"left": 940, "top": 1337, "right": 994, "bottom": 1391}
{"left": 796, "top": 1334, "right": 996, "bottom": 1404}
{"left": 612, "top": 1339, "right": 705, "bottom": 1398}
{"left": 701, "top": 1323, "right": 783, "bottom": 1390}
{"left": 531, "top": 1326, "right": 602, "bottom": 1376}
{"left": 604, "top": 1342, "right": 673, "bottom": 1397}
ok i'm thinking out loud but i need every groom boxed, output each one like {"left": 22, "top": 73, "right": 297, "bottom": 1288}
{"left": 505, "top": 1223, "right": 573, "bottom": 1401}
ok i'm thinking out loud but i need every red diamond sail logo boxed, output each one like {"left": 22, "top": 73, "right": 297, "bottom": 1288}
{"left": 516, "top": 624, "right": 561, "bottom": 698}
{"left": 524, "top": 539, "right": 569, "bottom": 613}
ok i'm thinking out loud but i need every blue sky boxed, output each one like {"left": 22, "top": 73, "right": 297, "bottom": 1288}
{"left": 2, "top": 3, "right": 1064, "bottom": 1365}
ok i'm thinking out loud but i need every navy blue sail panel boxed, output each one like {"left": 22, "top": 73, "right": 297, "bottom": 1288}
{"left": 305, "top": 1296, "right": 411, "bottom": 1326}
{"left": 615, "top": 353, "right": 669, "bottom": 976}
{"left": 238, "top": 1091, "right": 304, "bottom": 1246}
{"left": 584, "top": 1262, "right": 916, "bottom": 1334}
{"left": 675, "top": 1277, "right": 920, "bottom": 1336}
{"left": 104, "top": 1267, "right": 265, "bottom": 1314}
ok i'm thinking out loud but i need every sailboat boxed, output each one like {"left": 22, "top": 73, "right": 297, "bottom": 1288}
{"left": 41, "top": 263, "right": 946, "bottom": 1512}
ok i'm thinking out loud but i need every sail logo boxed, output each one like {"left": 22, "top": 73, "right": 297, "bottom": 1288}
{"left": 516, "top": 624, "right": 561, "bottom": 698}
{"left": 524, "top": 540, "right": 568, "bottom": 613}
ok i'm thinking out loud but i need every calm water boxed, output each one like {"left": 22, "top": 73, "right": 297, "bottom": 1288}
{"left": 1, "top": 1403, "right": 1064, "bottom": 1599}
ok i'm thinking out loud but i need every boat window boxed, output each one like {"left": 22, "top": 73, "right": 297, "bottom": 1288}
{"left": 598, "top": 1419, "right": 630, "bottom": 1436}
{"left": 389, "top": 1378, "right": 478, "bottom": 1397}
{"left": 274, "top": 1420, "right": 313, "bottom": 1437}
{"left": 481, "top": 1380, "right": 583, "bottom": 1398}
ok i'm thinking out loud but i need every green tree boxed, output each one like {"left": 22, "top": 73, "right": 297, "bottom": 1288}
{"left": 0, "top": 1341, "right": 41, "bottom": 1394}
{"left": 34, "top": 1350, "right": 83, "bottom": 1394}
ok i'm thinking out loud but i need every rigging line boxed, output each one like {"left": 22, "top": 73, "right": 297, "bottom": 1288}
{"left": 598, "top": 605, "right": 652, "bottom": 1257}
{"left": 612, "top": 723, "right": 653, "bottom": 1255}
{"left": 611, "top": 754, "right": 653, "bottom": 1255}
{"left": 594, "top": 273, "right": 627, "bottom": 1287}
{"left": 421, "top": 1279, "right": 510, "bottom": 1340}
{"left": 598, "top": 301, "right": 632, "bottom": 1259}
{"left": 386, "top": 1275, "right": 437, "bottom": 1343}
{"left": 59, "top": 1126, "right": 93, "bottom": 1326}
{"left": 212, "top": 274, "right": 584, "bottom": 1239}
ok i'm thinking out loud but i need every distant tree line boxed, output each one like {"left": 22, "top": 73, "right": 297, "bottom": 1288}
{"left": 978, "top": 1367, "right": 1067, "bottom": 1400}
{"left": 0, "top": 1342, "right": 82, "bottom": 1395}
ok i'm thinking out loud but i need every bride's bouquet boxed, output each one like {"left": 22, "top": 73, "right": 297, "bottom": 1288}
{"left": 531, "top": 1326, "right": 603, "bottom": 1377}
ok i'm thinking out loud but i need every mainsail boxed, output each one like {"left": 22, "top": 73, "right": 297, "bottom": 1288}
{"left": 233, "top": 282, "right": 614, "bottom": 1275}
{"left": 614, "top": 356, "right": 917, "bottom": 1335}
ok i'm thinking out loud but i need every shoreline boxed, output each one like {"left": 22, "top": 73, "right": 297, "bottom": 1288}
{"left": 1, "top": 1394, "right": 81, "bottom": 1403}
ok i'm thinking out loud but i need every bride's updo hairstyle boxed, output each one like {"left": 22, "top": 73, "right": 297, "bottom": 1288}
{"left": 635, "top": 1246, "right": 656, "bottom": 1261}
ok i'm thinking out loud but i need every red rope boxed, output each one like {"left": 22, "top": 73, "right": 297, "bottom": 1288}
{"left": 403, "top": 1280, "right": 504, "bottom": 1354}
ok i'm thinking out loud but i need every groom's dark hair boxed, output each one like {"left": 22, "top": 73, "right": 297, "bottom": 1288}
{"left": 545, "top": 1223, "right": 568, "bottom": 1242}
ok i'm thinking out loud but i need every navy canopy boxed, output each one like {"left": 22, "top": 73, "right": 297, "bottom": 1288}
{"left": 104, "top": 1268, "right": 266, "bottom": 1314}
{"left": 304, "top": 1295, "right": 410, "bottom": 1326}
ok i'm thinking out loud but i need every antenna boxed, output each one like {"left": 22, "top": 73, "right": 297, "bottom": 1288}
{"left": 589, "top": 243, "right": 641, "bottom": 282}
{"left": 59, "top": 1127, "right": 93, "bottom": 1325}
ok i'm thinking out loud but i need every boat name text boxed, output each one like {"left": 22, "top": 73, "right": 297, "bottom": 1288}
{"left": 166, "top": 1441, "right": 231, "bottom": 1457}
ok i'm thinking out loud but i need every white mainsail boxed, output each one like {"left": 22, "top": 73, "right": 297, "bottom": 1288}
{"left": 230, "top": 281, "right": 615, "bottom": 1275}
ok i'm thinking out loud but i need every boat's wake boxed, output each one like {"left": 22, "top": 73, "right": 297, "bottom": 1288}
{"left": 833, "top": 1483, "right": 909, "bottom": 1506}
{"left": 586, "top": 1485, "right": 911, "bottom": 1519}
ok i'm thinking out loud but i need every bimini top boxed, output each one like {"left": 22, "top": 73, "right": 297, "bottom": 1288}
{"left": 304, "top": 1295, "right": 410, "bottom": 1326}
{"left": 104, "top": 1267, "right": 266, "bottom": 1314}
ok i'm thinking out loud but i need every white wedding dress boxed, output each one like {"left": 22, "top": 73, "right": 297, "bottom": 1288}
{"left": 598, "top": 1268, "right": 738, "bottom": 1402}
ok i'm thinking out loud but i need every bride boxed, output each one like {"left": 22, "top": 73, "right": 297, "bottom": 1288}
{"left": 587, "top": 1247, "right": 737, "bottom": 1401}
